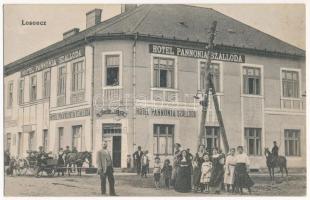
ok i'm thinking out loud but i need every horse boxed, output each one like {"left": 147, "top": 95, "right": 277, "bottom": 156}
{"left": 264, "top": 148, "right": 288, "bottom": 183}
{"left": 65, "top": 151, "right": 92, "bottom": 176}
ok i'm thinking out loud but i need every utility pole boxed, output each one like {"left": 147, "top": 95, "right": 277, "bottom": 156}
{"left": 197, "top": 21, "right": 229, "bottom": 153}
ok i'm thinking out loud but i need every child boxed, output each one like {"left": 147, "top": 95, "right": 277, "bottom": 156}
{"left": 200, "top": 154, "right": 212, "bottom": 193}
{"left": 141, "top": 150, "right": 149, "bottom": 178}
{"left": 153, "top": 156, "right": 161, "bottom": 190}
{"left": 161, "top": 159, "right": 172, "bottom": 189}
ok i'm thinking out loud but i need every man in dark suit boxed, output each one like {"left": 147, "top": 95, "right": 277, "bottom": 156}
{"left": 133, "top": 146, "right": 143, "bottom": 175}
{"left": 96, "top": 141, "right": 116, "bottom": 196}
{"left": 271, "top": 141, "right": 279, "bottom": 163}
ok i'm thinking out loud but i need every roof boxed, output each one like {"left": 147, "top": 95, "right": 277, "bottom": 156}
{"left": 5, "top": 4, "right": 305, "bottom": 75}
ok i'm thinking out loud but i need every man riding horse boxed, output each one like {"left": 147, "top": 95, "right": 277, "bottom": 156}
{"left": 271, "top": 141, "right": 279, "bottom": 162}
{"left": 264, "top": 141, "right": 288, "bottom": 183}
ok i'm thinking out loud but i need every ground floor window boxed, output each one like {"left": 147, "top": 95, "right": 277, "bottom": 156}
{"left": 203, "top": 127, "right": 220, "bottom": 150}
{"left": 43, "top": 129, "right": 48, "bottom": 152}
{"left": 72, "top": 125, "right": 82, "bottom": 151}
{"left": 245, "top": 128, "right": 262, "bottom": 156}
{"left": 284, "top": 129, "right": 300, "bottom": 156}
{"left": 58, "top": 127, "right": 64, "bottom": 150}
{"left": 153, "top": 124, "right": 174, "bottom": 156}
{"left": 28, "top": 131, "right": 35, "bottom": 151}
{"left": 18, "top": 132, "right": 22, "bottom": 156}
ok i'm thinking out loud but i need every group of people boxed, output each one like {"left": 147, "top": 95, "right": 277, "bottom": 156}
{"left": 133, "top": 143, "right": 255, "bottom": 194}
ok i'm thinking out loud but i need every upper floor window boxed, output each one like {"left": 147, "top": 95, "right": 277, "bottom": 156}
{"left": 200, "top": 62, "right": 220, "bottom": 92}
{"left": 7, "top": 82, "right": 13, "bottom": 108}
{"left": 106, "top": 55, "right": 120, "bottom": 86}
{"left": 30, "top": 76, "right": 37, "bottom": 101}
{"left": 43, "top": 70, "right": 51, "bottom": 98}
{"left": 153, "top": 57, "right": 175, "bottom": 88}
{"left": 243, "top": 67, "right": 261, "bottom": 95}
{"left": 57, "top": 66, "right": 66, "bottom": 96}
{"left": 19, "top": 79, "right": 24, "bottom": 104}
{"left": 282, "top": 70, "right": 299, "bottom": 98}
{"left": 72, "top": 61, "right": 85, "bottom": 92}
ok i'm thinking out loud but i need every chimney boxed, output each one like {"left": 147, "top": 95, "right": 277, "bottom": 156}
{"left": 86, "top": 9, "right": 102, "bottom": 28}
{"left": 63, "top": 28, "right": 80, "bottom": 39}
{"left": 121, "top": 4, "right": 138, "bottom": 13}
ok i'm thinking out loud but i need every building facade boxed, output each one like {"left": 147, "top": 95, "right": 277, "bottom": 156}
{"left": 4, "top": 5, "right": 306, "bottom": 169}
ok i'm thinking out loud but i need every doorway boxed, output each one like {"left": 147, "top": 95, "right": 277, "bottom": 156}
{"left": 102, "top": 123, "right": 122, "bottom": 168}
{"left": 112, "top": 136, "right": 122, "bottom": 168}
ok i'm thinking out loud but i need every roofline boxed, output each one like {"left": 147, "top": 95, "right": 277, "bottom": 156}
{"left": 4, "top": 33, "right": 305, "bottom": 77}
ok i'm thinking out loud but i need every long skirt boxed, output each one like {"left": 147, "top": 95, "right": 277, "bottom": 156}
{"left": 224, "top": 165, "right": 235, "bottom": 185}
{"left": 192, "top": 166, "right": 202, "bottom": 187}
{"left": 234, "top": 163, "right": 254, "bottom": 188}
{"left": 175, "top": 166, "right": 192, "bottom": 193}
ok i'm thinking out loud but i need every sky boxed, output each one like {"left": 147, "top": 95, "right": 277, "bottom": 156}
{"left": 3, "top": 4, "right": 305, "bottom": 65}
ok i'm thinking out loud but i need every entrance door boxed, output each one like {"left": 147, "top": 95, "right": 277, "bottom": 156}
{"left": 112, "top": 136, "right": 121, "bottom": 168}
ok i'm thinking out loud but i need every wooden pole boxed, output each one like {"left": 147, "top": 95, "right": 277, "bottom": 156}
{"left": 197, "top": 21, "right": 217, "bottom": 151}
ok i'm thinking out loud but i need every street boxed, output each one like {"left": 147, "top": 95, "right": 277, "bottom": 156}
{"left": 4, "top": 173, "right": 306, "bottom": 196}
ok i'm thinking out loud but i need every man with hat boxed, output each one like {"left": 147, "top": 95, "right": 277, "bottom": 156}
{"left": 36, "top": 146, "right": 47, "bottom": 177}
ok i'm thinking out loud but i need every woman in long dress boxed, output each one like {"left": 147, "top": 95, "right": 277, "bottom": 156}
{"left": 209, "top": 148, "right": 225, "bottom": 194}
{"left": 174, "top": 150, "right": 192, "bottom": 193}
{"left": 224, "top": 148, "right": 236, "bottom": 192}
{"left": 192, "top": 145, "right": 205, "bottom": 192}
{"left": 234, "top": 146, "right": 254, "bottom": 194}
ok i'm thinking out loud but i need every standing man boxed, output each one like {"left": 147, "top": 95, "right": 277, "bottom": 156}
{"left": 36, "top": 146, "right": 47, "bottom": 177}
{"left": 133, "top": 146, "right": 143, "bottom": 175}
{"left": 96, "top": 141, "right": 116, "bottom": 196}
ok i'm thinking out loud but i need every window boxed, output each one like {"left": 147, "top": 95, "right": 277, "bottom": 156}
{"left": 245, "top": 128, "right": 261, "bottom": 156}
{"left": 30, "top": 76, "right": 37, "bottom": 101}
{"left": 28, "top": 131, "right": 35, "bottom": 151}
{"left": 106, "top": 55, "right": 120, "bottom": 86}
{"left": 72, "top": 125, "right": 82, "bottom": 151}
{"left": 43, "top": 129, "right": 48, "bottom": 152}
{"left": 284, "top": 129, "right": 300, "bottom": 156}
{"left": 72, "top": 61, "right": 85, "bottom": 92}
{"left": 102, "top": 123, "right": 122, "bottom": 139}
{"left": 282, "top": 70, "right": 299, "bottom": 98}
{"left": 7, "top": 82, "right": 13, "bottom": 108}
{"left": 19, "top": 80, "right": 24, "bottom": 104}
{"left": 203, "top": 127, "right": 220, "bottom": 150}
{"left": 153, "top": 57, "right": 175, "bottom": 88}
{"left": 57, "top": 66, "right": 66, "bottom": 96}
{"left": 58, "top": 127, "right": 64, "bottom": 150}
{"left": 43, "top": 70, "right": 51, "bottom": 98}
{"left": 200, "top": 62, "right": 220, "bottom": 92}
{"left": 153, "top": 124, "right": 174, "bottom": 155}
{"left": 6, "top": 133, "right": 11, "bottom": 151}
{"left": 243, "top": 67, "right": 261, "bottom": 95}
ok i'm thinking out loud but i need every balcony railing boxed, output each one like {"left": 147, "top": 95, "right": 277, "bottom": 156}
{"left": 281, "top": 98, "right": 304, "bottom": 111}
{"left": 57, "top": 95, "right": 66, "bottom": 107}
{"left": 71, "top": 91, "right": 85, "bottom": 104}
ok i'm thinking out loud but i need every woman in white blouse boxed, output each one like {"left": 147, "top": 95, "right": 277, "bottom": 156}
{"left": 234, "top": 146, "right": 254, "bottom": 194}
{"left": 224, "top": 148, "right": 236, "bottom": 193}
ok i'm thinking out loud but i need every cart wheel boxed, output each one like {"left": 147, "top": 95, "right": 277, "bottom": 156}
{"left": 18, "top": 166, "right": 28, "bottom": 176}
{"left": 47, "top": 168, "right": 55, "bottom": 177}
